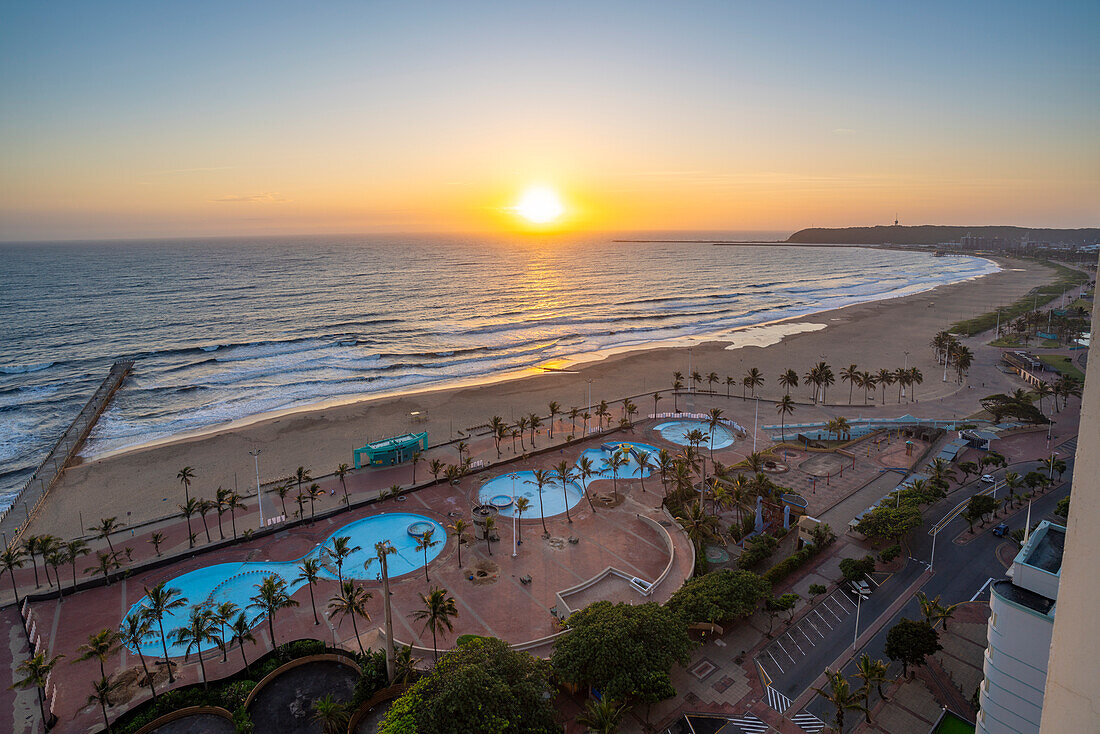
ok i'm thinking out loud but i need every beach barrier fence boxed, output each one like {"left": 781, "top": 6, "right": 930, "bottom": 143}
{"left": 0, "top": 360, "right": 134, "bottom": 545}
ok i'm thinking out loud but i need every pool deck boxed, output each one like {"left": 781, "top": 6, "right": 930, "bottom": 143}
{"left": 7, "top": 427, "right": 704, "bottom": 734}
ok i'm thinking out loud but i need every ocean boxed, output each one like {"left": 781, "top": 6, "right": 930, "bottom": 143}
{"left": 0, "top": 235, "right": 997, "bottom": 511}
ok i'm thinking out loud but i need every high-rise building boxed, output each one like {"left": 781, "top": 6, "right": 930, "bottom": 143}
{"left": 977, "top": 521, "right": 1064, "bottom": 733}
{"left": 1039, "top": 260, "right": 1100, "bottom": 731}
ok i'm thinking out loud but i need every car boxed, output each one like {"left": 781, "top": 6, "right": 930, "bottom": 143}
{"left": 980, "top": 474, "right": 996, "bottom": 483}
{"left": 993, "top": 523, "right": 1009, "bottom": 537}
{"left": 848, "top": 579, "right": 872, "bottom": 599}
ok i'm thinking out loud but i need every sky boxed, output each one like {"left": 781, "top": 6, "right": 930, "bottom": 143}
{"left": 1, "top": 1, "right": 1097, "bottom": 241}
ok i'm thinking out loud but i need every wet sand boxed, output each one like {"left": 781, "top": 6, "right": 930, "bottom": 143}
{"left": 28, "top": 256, "right": 1055, "bottom": 535}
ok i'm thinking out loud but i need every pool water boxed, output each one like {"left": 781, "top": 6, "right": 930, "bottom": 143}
{"left": 478, "top": 442, "right": 661, "bottom": 518}
{"left": 654, "top": 420, "right": 735, "bottom": 450}
{"left": 122, "top": 512, "right": 444, "bottom": 658}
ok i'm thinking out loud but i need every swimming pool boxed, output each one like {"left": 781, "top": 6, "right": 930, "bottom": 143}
{"left": 654, "top": 420, "right": 736, "bottom": 450}
{"left": 122, "top": 512, "right": 444, "bottom": 657}
{"left": 479, "top": 471, "right": 586, "bottom": 518}
{"left": 576, "top": 441, "right": 662, "bottom": 481}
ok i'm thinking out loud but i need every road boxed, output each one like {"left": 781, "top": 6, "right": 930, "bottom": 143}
{"left": 756, "top": 455, "right": 1074, "bottom": 732}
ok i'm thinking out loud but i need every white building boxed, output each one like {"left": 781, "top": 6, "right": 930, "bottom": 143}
{"left": 977, "top": 521, "right": 1065, "bottom": 733}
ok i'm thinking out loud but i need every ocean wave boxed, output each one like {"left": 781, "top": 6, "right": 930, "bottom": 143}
{"left": 0, "top": 362, "right": 54, "bottom": 374}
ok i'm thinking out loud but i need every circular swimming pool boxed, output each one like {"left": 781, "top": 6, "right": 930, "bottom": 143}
{"left": 654, "top": 420, "right": 736, "bottom": 450}
{"left": 122, "top": 512, "right": 445, "bottom": 658}
{"left": 478, "top": 471, "right": 585, "bottom": 519}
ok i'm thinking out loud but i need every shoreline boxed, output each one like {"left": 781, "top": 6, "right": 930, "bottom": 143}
{"left": 82, "top": 254, "right": 999, "bottom": 462}
{"left": 27, "top": 255, "right": 1055, "bottom": 534}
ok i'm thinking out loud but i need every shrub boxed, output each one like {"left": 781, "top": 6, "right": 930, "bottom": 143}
{"left": 738, "top": 533, "right": 778, "bottom": 569}
{"left": 840, "top": 555, "right": 876, "bottom": 583}
{"left": 878, "top": 544, "right": 902, "bottom": 563}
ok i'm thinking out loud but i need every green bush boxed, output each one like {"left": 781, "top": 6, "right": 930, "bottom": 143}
{"left": 351, "top": 648, "right": 390, "bottom": 707}
{"left": 738, "top": 533, "right": 778, "bottom": 569}
{"left": 879, "top": 544, "right": 902, "bottom": 563}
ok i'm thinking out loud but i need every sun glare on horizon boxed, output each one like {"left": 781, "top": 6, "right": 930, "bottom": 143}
{"left": 514, "top": 185, "right": 565, "bottom": 225}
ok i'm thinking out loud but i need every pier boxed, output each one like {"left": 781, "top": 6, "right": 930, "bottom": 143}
{"left": 0, "top": 359, "right": 134, "bottom": 544}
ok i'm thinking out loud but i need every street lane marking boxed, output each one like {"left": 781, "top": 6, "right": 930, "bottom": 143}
{"left": 792, "top": 710, "right": 827, "bottom": 733}
{"left": 765, "top": 685, "right": 792, "bottom": 713}
{"left": 766, "top": 649, "right": 785, "bottom": 674}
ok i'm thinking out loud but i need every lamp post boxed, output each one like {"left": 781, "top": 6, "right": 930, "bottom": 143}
{"left": 853, "top": 591, "right": 862, "bottom": 649}
{"left": 929, "top": 526, "right": 938, "bottom": 570}
{"left": 249, "top": 449, "right": 264, "bottom": 528}
{"left": 510, "top": 473, "right": 518, "bottom": 558}
{"left": 752, "top": 397, "right": 759, "bottom": 453}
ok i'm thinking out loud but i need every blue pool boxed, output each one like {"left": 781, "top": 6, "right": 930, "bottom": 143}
{"left": 122, "top": 512, "right": 444, "bottom": 658}
{"left": 479, "top": 471, "right": 585, "bottom": 518}
{"left": 654, "top": 420, "right": 736, "bottom": 450}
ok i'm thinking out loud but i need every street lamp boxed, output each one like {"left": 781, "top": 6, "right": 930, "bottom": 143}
{"left": 853, "top": 591, "right": 862, "bottom": 649}
{"left": 510, "top": 473, "right": 519, "bottom": 558}
{"left": 752, "top": 397, "right": 759, "bottom": 453}
{"left": 249, "top": 449, "right": 264, "bottom": 528}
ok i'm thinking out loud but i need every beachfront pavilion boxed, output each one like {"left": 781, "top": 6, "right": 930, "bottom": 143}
{"left": 353, "top": 431, "right": 427, "bottom": 468}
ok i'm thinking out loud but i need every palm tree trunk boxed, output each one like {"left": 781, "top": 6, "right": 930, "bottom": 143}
{"left": 563, "top": 482, "right": 572, "bottom": 523}
{"left": 198, "top": 654, "right": 207, "bottom": 690}
{"left": 268, "top": 616, "right": 276, "bottom": 651}
{"left": 100, "top": 697, "right": 110, "bottom": 733}
{"left": 137, "top": 649, "right": 157, "bottom": 700}
{"left": 309, "top": 583, "right": 319, "bottom": 624}
{"left": 351, "top": 612, "right": 364, "bottom": 656}
{"left": 158, "top": 619, "right": 174, "bottom": 682}
{"left": 240, "top": 643, "right": 249, "bottom": 673}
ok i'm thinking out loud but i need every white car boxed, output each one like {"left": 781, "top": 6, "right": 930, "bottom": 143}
{"left": 980, "top": 474, "right": 996, "bottom": 483}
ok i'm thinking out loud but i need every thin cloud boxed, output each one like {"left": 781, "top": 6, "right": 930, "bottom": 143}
{"left": 210, "top": 193, "right": 287, "bottom": 203}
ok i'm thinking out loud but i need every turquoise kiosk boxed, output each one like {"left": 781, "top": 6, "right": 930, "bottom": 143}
{"left": 353, "top": 432, "right": 428, "bottom": 469}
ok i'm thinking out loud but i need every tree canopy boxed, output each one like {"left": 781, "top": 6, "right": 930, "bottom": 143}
{"left": 980, "top": 393, "right": 1046, "bottom": 423}
{"left": 552, "top": 602, "right": 693, "bottom": 704}
{"left": 380, "top": 637, "right": 559, "bottom": 734}
{"left": 855, "top": 505, "right": 922, "bottom": 543}
{"left": 665, "top": 570, "right": 770, "bottom": 624}
{"left": 884, "top": 618, "right": 942, "bottom": 678}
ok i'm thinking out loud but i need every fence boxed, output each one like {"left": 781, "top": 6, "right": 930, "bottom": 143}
{"left": 0, "top": 360, "right": 134, "bottom": 544}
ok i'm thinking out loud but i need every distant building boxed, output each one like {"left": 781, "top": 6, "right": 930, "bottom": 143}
{"left": 352, "top": 432, "right": 427, "bottom": 468}
{"left": 977, "top": 521, "right": 1065, "bottom": 733}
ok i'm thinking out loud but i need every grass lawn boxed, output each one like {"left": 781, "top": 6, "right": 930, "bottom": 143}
{"left": 989, "top": 337, "right": 1024, "bottom": 347}
{"left": 1038, "top": 354, "right": 1085, "bottom": 382}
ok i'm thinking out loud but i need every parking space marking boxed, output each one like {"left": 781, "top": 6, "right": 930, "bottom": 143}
{"left": 766, "top": 649, "right": 785, "bottom": 674}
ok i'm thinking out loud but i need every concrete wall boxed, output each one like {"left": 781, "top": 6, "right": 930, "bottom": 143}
{"left": 1040, "top": 255, "right": 1100, "bottom": 732}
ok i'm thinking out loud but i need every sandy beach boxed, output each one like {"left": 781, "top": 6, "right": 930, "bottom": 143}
{"left": 27, "top": 256, "right": 1056, "bottom": 535}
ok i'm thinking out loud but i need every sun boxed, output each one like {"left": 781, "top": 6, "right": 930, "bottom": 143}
{"left": 514, "top": 185, "right": 565, "bottom": 225}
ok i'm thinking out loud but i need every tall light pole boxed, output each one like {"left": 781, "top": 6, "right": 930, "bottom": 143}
{"left": 752, "top": 397, "right": 759, "bottom": 453}
{"left": 249, "top": 449, "right": 264, "bottom": 528}
{"left": 853, "top": 591, "right": 862, "bottom": 649}
{"left": 511, "top": 473, "right": 518, "bottom": 558}
{"left": 929, "top": 526, "right": 938, "bottom": 570}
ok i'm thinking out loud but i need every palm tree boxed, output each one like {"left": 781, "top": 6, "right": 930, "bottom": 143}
{"left": 307, "top": 483, "right": 324, "bottom": 523}
{"left": 177, "top": 466, "right": 195, "bottom": 504}
{"left": 483, "top": 515, "right": 497, "bottom": 556}
{"left": 596, "top": 401, "right": 610, "bottom": 431}
{"left": 13, "top": 651, "right": 64, "bottom": 729}
{"left": 325, "top": 536, "right": 361, "bottom": 585}
{"left": 908, "top": 367, "right": 923, "bottom": 400}
{"left": 275, "top": 480, "right": 293, "bottom": 518}
{"left": 675, "top": 502, "right": 720, "bottom": 561}
{"left": 178, "top": 498, "right": 199, "bottom": 548}
{"left": 248, "top": 574, "right": 299, "bottom": 650}
{"left": 569, "top": 407, "right": 580, "bottom": 437}
{"left": 895, "top": 367, "right": 910, "bottom": 402}
{"left": 636, "top": 451, "right": 655, "bottom": 495}
{"left": 23, "top": 535, "right": 44, "bottom": 588}
{"left": 744, "top": 367, "right": 764, "bottom": 398}
{"left": 414, "top": 529, "right": 441, "bottom": 583}
{"left": 120, "top": 613, "right": 158, "bottom": 701}
{"left": 77, "top": 628, "right": 121, "bottom": 681}
{"left": 333, "top": 462, "right": 352, "bottom": 505}
{"left": 813, "top": 669, "right": 867, "bottom": 732}
{"left": 853, "top": 653, "right": 891, "bottom": 720}
{"left": 143, "top": 582, "right": 187, "bottom": 682}
{"left": 312, "top": 694, "right": 351, "bottom": 734}
{"left": 411, "top": 586, "right": 459, "bottom": 663}
{"left": 366, "top": 541, "right": 398, "bottom": 679}
{"left": 84, "top": 550, "right": 121, "bottom": 585}
{"left": 88, "top": 676, "right": 116, "bottom": 732}
{"left": 329, "top": 580, "right": 373, "bottom": 656}
{"left": 577, "top": 698, "right": 630, "bottom": 734}
{"left": 225, "top": 492, "right": 247, "bottom": 539}
{"left": 173, "top": 606, "right": 219, "bottom": 689}
{"left": 577, "top": 456, "right": 598, "bottom": 512}
{"left": 448, "top": 519, "right": 469, "bottom": 568}
{"left": 707, "top": 371, "right": 719, "bottom": 393}
{"left": 671, "top": 382, "right": 682, "bottom": 411}
{"left": 724, "top": 376, "right": 735, "bottom": 398}
{"left": 148, "top": 532, "right": 164, "bottom": 557}
{"left": 36, "top": 535, "right": 61, "bottom": 588}
{"left": 776, "top": 395, "right": 795, "bottom": 437}
{"left": 525, "top": 468, "right": 554, "bottom": 536}
{"left": 528, "top": 414, "right": 541, "bottom": 447}
{"left": 214, "top": 486, "right": 230, "bottom": 539}
{"left": 877, "top": 368, "right": 894, "bottom": 404}
{"left": 196, "top": 499, "right": 214, "bottom": 542}
{"left": 295, "top": 558, "right": 323, "bottom": 625}
{"left": 64, "top": 538, "right": 90, "bottom": 590}
{"left": 778, "top": 369, "right": 798, "bottom": 396}
{"left": 90, "top": 517, "right": 122, "bottom": 554}
{"left": 690, "top": 371, "right": 702, "bottom": 394}
{"left": 839, "top": 364, "right": 858, "bottom": 404}
{"left": 547, "top": 401, "right": 561, "bottom": 438}
{"left": 513, "top": 497, "right": 532, "bottom": 547}
{"left": 490, "top": 415, "right": 507, "bottom": 457}
{"left": 553, "top": 460, "right": 575, "bottom": 523}
{"left": 210, "top": 601, "right": 238, "bottom": 662}
{"left": 428, "top": 459, "right": 445, "bottom": 482}
{"left": 45, "top": 544, "right": 66, "bottom": 599}
{"left": 706, "top": 407, "right": 724, "bottom": 462}
{"left": 860, "top": 371, "right": 877, "bottom": 404}
{"left": 229, "top": 612, "right": 256, "bottom": 672}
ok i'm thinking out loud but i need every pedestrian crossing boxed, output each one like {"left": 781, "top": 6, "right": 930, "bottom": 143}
{"left": 727, "top": 713, "right": 769, "bottom": 734}
{"left": 765, "top": 685, "right": 791, "bottom": 713}
{"left": 1058, "top": 436, "right": 1078, "bottom": 454}
{"left": 791, "top": 711, "right": 826, "bottom": 733}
